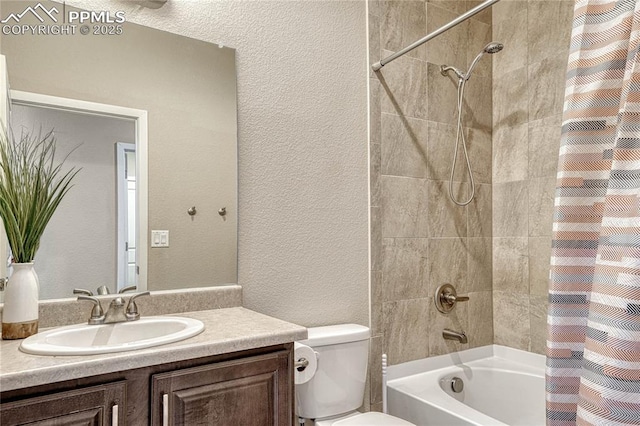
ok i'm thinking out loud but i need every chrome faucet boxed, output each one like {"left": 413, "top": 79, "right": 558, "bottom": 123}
{"left": 443, "top": 329, "right": 468, "bottom": 344}
{"left": 78, "top": 291, "right": 151, "bottom": 325}
{"left": 104, "top": 296, "right": 128, "bottom": 323}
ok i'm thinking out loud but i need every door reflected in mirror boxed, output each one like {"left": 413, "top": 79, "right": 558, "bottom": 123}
{"left": 0, "top": 0, "right": 238, "bottom": 299}
{"left": 10, "top": 94, "right": 146, "bottom": 299}
{"left": 116, "top": 142, "right": 137, "bottom": 288}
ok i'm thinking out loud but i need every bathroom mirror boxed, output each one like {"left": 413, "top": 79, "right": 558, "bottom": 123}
{"left": 0, "top": 0, "right": 238, "bottom": 299}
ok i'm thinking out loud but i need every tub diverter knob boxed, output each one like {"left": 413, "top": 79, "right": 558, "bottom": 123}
{"left": 451, "top": 377, "right": 464, "bottom": 393}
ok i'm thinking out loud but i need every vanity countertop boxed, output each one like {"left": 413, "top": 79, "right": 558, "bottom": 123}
{"left": 0, "top": 307, "right": 307, "bottom": 392}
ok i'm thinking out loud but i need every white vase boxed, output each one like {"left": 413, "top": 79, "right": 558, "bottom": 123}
{"left": 2, "top": 262, "right": 39, "bottom": 339}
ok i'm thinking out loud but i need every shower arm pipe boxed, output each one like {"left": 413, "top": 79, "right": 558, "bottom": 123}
{"left": 371, "top": 0, "right": 501, "bottom": 72}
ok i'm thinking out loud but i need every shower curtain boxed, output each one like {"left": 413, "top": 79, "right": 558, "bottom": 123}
{"left": 547, "top": 1, "right": 640, "bottom": 425}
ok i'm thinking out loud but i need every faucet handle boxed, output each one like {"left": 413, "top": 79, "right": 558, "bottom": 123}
{"left": 77, "top": 295, "right": 105, "bottom": 324}
{"left": 435, "top": 283, "right": 469, "bottom": 314}
{"left": 73, "top": 288, "right": 94, "bottom": 296}
{"left": 125, "top": 291, "right": 151, "bottom": 321}
{"left": 118, "top": 285, "right": 137, "bottom": 294}
{"left": 443, "top": 293, "right": 469, "bottom": 303}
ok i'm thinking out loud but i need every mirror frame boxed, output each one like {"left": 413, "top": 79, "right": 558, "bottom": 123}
{"left": 5, "top": 89, "right": 149, "bottom": 291}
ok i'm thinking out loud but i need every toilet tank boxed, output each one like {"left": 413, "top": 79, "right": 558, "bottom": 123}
{"left": 296, "top": 324, "right": 370, "bottom": 420}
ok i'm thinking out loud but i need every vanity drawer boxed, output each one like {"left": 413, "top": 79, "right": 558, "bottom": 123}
{"left": 0, "top": 380, "right": 126, "bottom": 426}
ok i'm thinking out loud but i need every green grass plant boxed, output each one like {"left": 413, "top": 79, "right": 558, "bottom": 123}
{"left": 0, "top": 126, "right": 79, "bottom": 264}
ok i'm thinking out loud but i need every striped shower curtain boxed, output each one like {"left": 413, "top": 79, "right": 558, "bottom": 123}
{"left": 547, "top": 0, "right": 640, "bottom": 425}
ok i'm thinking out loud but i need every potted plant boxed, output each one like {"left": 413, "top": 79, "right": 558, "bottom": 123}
{"left": 0, "top": 126, "right": 79, "bottom": 339}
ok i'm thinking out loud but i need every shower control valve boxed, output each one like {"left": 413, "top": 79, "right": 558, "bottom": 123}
{"left": 435, "top": 283, "right": 469, "bottom": 314}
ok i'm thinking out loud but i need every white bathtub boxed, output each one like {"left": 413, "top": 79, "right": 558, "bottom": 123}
{"left": 386, "top": 345, "right": 545, "bottom": 426}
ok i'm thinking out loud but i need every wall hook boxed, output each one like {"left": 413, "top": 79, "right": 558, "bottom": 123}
{"left": 218, "top": 207, "right": 227, "bottom": 216}
{"left": 187, "top": 206, "right": 197, "bottom": 216}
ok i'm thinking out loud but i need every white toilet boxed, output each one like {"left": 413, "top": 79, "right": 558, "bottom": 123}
{"left": 295, "top": 324, "right": 415, "bottom": 425}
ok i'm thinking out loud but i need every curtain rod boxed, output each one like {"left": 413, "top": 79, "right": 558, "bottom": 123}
{"left": 371, "top": 0, "right": 501, "bottom": 72}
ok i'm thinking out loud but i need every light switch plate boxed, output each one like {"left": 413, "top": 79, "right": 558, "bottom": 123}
{"left": 151, "top": 230, "right": 169, "bottom": 248}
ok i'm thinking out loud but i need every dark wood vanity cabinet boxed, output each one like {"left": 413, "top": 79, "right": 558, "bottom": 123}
{"left": 151, "top": 350, "right": 291, "bottom": 425}
{"left": 0, "top": 344, "right": 294, "bottom": 426}
{"left": 0, "top": 381, "right": 126, "bottom": 425}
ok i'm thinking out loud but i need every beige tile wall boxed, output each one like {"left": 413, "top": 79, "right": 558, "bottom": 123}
{"left": 491, "top": 0, "right": 573, "bottom": 354}
{"left": 368, "top": 0, "right": 493, "bottom": 410}
{"left": 367, "top": 0, "right": 575, "bottom": 411}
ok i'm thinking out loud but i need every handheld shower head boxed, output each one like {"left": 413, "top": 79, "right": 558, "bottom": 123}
{"left": 465, "top": 41, "right": 504, "bottom": 80}
{"left": 483, "top": 42, "right": 504, "bottom": 54}
{"left": 440, "top": 42, "right": 504, "bottom": 81}
{"left": 440, "top": 41, "right": 503, "bottom": 206}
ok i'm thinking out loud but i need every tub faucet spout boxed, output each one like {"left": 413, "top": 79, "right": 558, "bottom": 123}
{"left": 443, "top": 329, "right": 468, "bottom": 344}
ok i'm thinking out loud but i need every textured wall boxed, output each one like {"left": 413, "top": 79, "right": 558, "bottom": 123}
{"left": 491, "top": 0, "right": 573, "bottom": 354}
{"left": 368, "top": 0, "right": 493, "bottom": 411}
{"left": 58, "top": 0, "right": 370, "bottom": 327}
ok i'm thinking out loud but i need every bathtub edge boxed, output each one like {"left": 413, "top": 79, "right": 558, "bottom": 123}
{"left": 386, "top": 345, "right": 494, "bottom": 380}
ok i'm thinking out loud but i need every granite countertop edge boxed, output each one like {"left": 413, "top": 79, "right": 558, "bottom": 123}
{"left": 0, "top": 307, "right": 307, "bottom": 392}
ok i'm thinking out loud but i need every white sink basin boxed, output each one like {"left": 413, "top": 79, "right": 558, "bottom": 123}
{"left": 19, "top": 316, "right": 205, "bottom": 356}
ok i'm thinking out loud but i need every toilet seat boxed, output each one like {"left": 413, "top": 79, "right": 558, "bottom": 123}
{"left": 316, "top": 412, "right": 415, "bottom": 426}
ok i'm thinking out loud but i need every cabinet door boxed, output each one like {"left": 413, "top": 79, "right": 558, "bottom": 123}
{"left": 0, "top": 381, "right": 126, "bottom": 426}
{"left": 151, "top": 350, "right": 292, "bottom": 426}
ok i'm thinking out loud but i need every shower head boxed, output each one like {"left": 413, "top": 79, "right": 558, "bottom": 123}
{"left": 484, "top": 42, "right": 504, "bottom": 54}
{"left": 465, "top": 41, "right": 504, "bottom": 80}
{"left": 440, "top": 41, "right": 504, "bottom": 81}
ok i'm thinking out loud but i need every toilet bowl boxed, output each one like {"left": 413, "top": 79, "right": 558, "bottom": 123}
{"left": 295, "top": 324, "right": 414, "bottom": 426}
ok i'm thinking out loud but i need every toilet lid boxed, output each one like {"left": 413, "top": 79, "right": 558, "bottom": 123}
{"left": 333, "top": 412, "right": 415, "bottom": 426}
